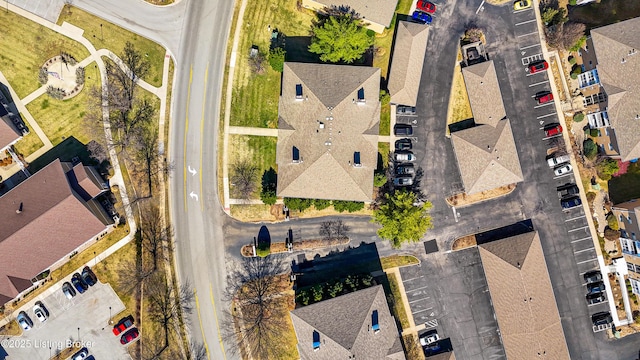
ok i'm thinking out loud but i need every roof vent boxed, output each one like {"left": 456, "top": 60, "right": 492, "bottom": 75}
{"left": 630, "top": 49, "right": 637, "bottom": 56}
{"left": 319, "top": 122, "right": 325, "bottom": 129}
{"left": 622, "top": 58, "right": 627, "bottom": 64}
{"left": 16, "top": 202, "right": 23, "bottom": 214}
{"left": 324, "top": 140, "right": 332, "bottom": 146}
{"left": 636, "top": 114, "right": 640, "bottom": 120}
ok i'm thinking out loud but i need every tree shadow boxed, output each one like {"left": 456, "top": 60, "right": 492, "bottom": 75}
{"left": 284, "top": 36, "right": 322, "bottom": 64}
{"left": 257, "top": 226, "right": 272, "bottom": 254}
{"left": 27, "top": 137, "right": 96, "bottom": 174}
{"left": 448, "top": 118, "right": 476, "bottom": 133}
{"left": 261, "top": 167, "right": 277, "bottom": 192}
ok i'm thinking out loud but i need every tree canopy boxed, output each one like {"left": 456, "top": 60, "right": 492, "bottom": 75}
{"left": 309, "top": 14, "right": 373, "bottom": 63}
{"left": 373, "top": 190, "right": 433, "bottom": 248}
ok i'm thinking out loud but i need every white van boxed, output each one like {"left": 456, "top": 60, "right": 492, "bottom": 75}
{"left": 547, "top": 154, "right": 570, "bottom": 167}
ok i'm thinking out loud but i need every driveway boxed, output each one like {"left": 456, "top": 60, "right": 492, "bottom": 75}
{"left": 1, "top": 281, "right": 128, "bottom": 360}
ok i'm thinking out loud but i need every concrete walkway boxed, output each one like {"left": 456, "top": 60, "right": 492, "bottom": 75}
{"left": 384, "top": 267, "right": 423, "bottom": 336}
{"left": 228, "top": 126, "right": 277, "bottom": 137}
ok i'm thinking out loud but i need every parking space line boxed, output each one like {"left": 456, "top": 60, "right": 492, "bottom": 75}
{"left": 572, "top": 236, "right": 592, "bottom": 243}
{"left": 568, "top": 225, "right": 589, "bottom": 233}
{"left": 575, "top": 247, "right": 595, "bottom": 254}
{"left": 537, "top": 113, "right": 556, "bottom": 119}
{"left": 529, "top": 80, "right": 549, "bottom": 87}
{"left": 534, "top": 102, "right": 554, "bottom": 109}
{"left": 527, "top": 72, "right": 547, "bottom": 77}
{"left": 408, "top": 285, "right": 431, "bottom": 293}
{"left": 515, "top": 19, "right": 537, "bottom": 26}
{"left": 566, "top": 215, "right": 586, "bottom": 222}
{"left": 520, "top": 43, "right": 541, "bottom": 50}
{"left": 409, "top": 297, "right": 430, "bottom": 304}
{"left": 412, "top": 307, "right": 434, "bottom": 315}
{"left": 475, "top": 0, "right": 485, "bottom": 14}
{"left": 588, "top": 301, "right": 608, "bottom": 307}
{"left": 402, "top": 276, "right": 424, "bottom": 282}
{"left": 554, "top": 173, "right": 573, "bottom": 179}
{"left": 577, "top": 258, "right": 597, "bottom": 264}
{"left": 518, "top": 31, "right": 538, "bottom": 38}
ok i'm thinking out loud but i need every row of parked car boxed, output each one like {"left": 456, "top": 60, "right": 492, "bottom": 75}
{"left": 394, "top": 106, "right": 418, "bottom": 187}
{"left": 62, "top": 266, "right": 98, "bottom": 299}
{"left": 113, "top": 315, "right": 139, "bottom": 345}
{"left": 412, "top": 0, "right": 436, "bottom": 24}
{"left": 16, "top": 301, "right": 49, "bottom": 331}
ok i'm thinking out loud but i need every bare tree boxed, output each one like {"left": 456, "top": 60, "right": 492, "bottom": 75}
{"left": 118, "top": 41, "right": 150, "bottom": 110}
{"left": 87, "top": 140, "right": 109, "bottom": 164}
{"left": 230, "top": 159, "right": 259, "bottom": 200}
{"left": 224, "top": 255, "right": 290, "bottom": 359}
{"left": 561, "top": 22, "right": 586, "bottom": 50}
{"left": 146, "top": 273, "right": 194, "bottom": 350}
{"left": 188, "top": 341, "right": 207, "bottom": 360}
{"left": 319, "top": 220, "right": 350, "bottom": 240}
{"left": 117, "top": 250, "right": 154, "bottom": 294}
{"left": 140, "top": 201, "right": 173, "bottom": 272}
{"left": 249, "top": 52, "right": 266, "bottom": 74}
{"left": 134, "top": 125, "right": 160, "bottom": 196}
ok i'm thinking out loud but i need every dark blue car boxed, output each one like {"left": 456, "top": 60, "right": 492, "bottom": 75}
{"left": 561, "top": 196, "right": 581, "bottom": 210}
{"left": 412, "top": 11, "right": 433, "bottom": 24}
{"left": 71, "top": 273, "right": 88, "bottom": 294}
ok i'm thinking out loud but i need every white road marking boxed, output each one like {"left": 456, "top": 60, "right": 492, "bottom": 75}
{"left": 537, "top": 113, "right": 556, "bottom": 119}
{"left": 190, "top": 191, "right": 199, "bottom": 201}
{"left": 412, "top": 307, "right": 434, "bottom": 315}
{"left": 553, "top": 173, "right": 573, "bottom": 179}
{"left": 409, "top": 297, "right": 430, "bottom": 304}
{"left": 572, "top": 237, "right": 592, "bottom": 243}
{"left": 408, "top": 285, "right": 431, "bottom": 293}
{"left": 575, "top": 247, "right": 595, "bottom": 254}
{"left": 516, "top": 19, "right": 536, "bottom": 26}
{"left": 566, "top": 215, "right": 586, "bottom": 222}
{"left": 452, "top": 206, "right": 459, "bottom": 222}
{"left": 475, "top": 0, "right": 485, "bottom": 14}
{"left": 588, "top": 301, "right": 607, "bottom": 307}
{"left": 188, "top": 165, "right": 197, "bottom": 176}
{"left": 534, "top": 102, "right": 555, "bottom": 109}
{"left": 520, "top": 43, "right": 541, "bottom": 50}
{"left": 568, "top": 225, "right": 589, "bottom": 233}
{"left": 518, "top": 31, "right": 538, "bottom": 38}
{"left": 577, "top": 258, "right": 598, "bottom": 264}
{"left": 403, "top": 276, "right": 424, "bottom": 282}
{"left": 529, "top": 80, "right": 549, "bottom": 87}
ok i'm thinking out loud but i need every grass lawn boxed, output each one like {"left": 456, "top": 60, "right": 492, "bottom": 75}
{"left": 609, "top": 170, "right": 640, "bottom": 205}
{"left": 378, "top": 142, "right": 390, "bottom": 170}
{"left": 57, "top": 6, "right": 165, "bottom": 87}
{"left": 387, "top": 272, "right": 410, "bottom": 330}
{"left": 569, "top": 0, "right": 640, "bottom": 30}
{"left": 230, "top": 0, "right": 316, "bottom": 128}
{"left": 445, "top": 62, "right": 472, "bottom": 136}
{"left": 0, "top": 9, "right": 89, "bottom": 98}
{"left": 26, "top": 62, "right": 99, "bottom": 147}
{"left": 93, "top": 241, "right": 136, "bottom": 322}
{"left": 380, "top": 93, "right": 391, "bottom": 136}
{"left": 228, "top": 135, "right": 276, "bottom": 198}
{"left": 380, "top": 254, "right": 419, "bottom": 269}
{"left": 13, "top": 127, "right": 44, "bottom": 158}
{"left": 372, "top": 0, "right": 413, "bottom": 79}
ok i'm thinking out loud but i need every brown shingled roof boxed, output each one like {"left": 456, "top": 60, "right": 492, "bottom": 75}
{"left": 389, "top": 21, "right": 429, "bottom": 106}
{"left": 63, "top": 163, "right": 107, "bottom": 200}
{"left": 276, "top": 63, "right": 380, "bottom": 201}
{"left": 310, "top": 0, "right": 398, "bottom": 28}
{"left": 0, "top": 116, "right": 20, "bottom": 151}
{"left": 478, "top": 232, "right": 570, "bottom": 360}
{"left": 0, "top": 159, "right": 107, "bottom": 304}
{"left": 462, "top": 61, "right": 507, "bottom": 127}
{"left": 451, "top": 119, "right": 523, "bottom": 194}
{"left": 591, "top": 17, "right": 640, "bottom": 161}
{"left": 290, "top": 285, "right": 405, "bottom": 360}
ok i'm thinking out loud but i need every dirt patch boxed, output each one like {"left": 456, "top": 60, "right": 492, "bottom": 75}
{"left": 446, "top": 184, "right": 517, "bottom": 207}
{"left": 232, "top": 203, "right": 373, "bottom": 222}
{"left": 486, "top": 0, "right": 511, "bottom": 5}
{"left": 241, "top": 237, "right": 350, "bottom": 257}
{"left": 452, "top": 234, "right": 477, "bottom": 251}
{"left": 549, "top": 54, "right": 567, "bottom": 102}
{"left": 608, "top": 273, "right": 628, "bottom": 321}
{"left": 0, "top": 320, "right": 22, "bottom": 336}
{"left": 51, "top": 346, "right": 81, "bottom": 360}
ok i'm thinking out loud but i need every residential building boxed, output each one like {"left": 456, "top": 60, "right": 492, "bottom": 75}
{"left": 450, "top": 119, "right": 523, "bottom": 195}
{"left": 0, "top": 89, "right": 24, "bottom": 153}
{"left": 612, "top": 199, "right": 640, "bottom": 295}
{"left": 301, "top": 0, "right": 399, "bottom": 33}
{"left": 589, "top": 17, "right": 640, "bottom": 161}
{"left": 478, "top": 231, "right": 570, "bottom": 359}
{"left": 0, "top": 159, "right": 112, "bottom": 305}
{"left": 290, "top": 285, "right": 405, "bottom": 359}
{"left": 462, "top": 60, "right": 506, "bottom": 128}
{"left": 388, "top": 20, "right": 429, "bottom": 106}
{"left": 276, "top": 62, "right": 380, "bottom": 202}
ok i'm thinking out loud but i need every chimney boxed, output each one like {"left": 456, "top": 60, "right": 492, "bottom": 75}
{"left": 16, "top": 202, "right": 23, "bottom": 214}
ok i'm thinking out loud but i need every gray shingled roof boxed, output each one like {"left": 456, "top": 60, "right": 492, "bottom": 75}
{"left": 310, "top": 0, "right": 399, "bottom": 28}
{"left": 290, "top": 285, "right": 405, "bottom": 360}
{"left": 389, "top": 21, "right": 429, "bottom": 106}
{"left": 450, "top": 119, "right": 523, "bottom": 195}
{"left": 478, "top": 232, "right": 570, "bottom": 360}
{"left": 276, "top": 62, "right": 380, "bottom": 201}
{"left": 462, "top": 61, "right": 507, "bottom": 127}
{"left": 591, "top": 17, "right": 640, "bottom": 161}
{"left": 0, "top": 159, "right": 108, "bottom": 304}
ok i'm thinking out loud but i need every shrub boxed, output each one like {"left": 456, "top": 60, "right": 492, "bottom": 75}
{"left": 60, "top": 52, "right": 77, "bottom": 66}
{"left": 313, "top": 199, "right": 331, "bottom": 210}
{"left": 568, "top": 56, "right": 576, "bottom": 65}
{"left": 374, "top": 173, "right": 387, "bottom": 187}
{"left": 46, "top": 86, "right": 65, "bottom": 100}
{"left": 573, "top": 113, "right": 584, "bottom": 122}
{"left": 268, "top": 47, "right": 286, "bottom": 72}
{"left": 570, "top": 72, "right": 578, "bottom": 80}
{"left": 606, "top": 213, "right": 619, "bottom": 230}
{"left": 583, "top": 139, "right": 597, "bottom": 160}
{"left": 284, "top": 197, "right": 313, "bottom": 212}
{"left": 586, "top": 191, "right": 597, "bottom": 203}
{"left": 256, "top": 245, "right": 270, "bottom": 257}
{"left": 604, "top": 227, "right": 621, "bottom": 241}
{"left": 597, "top": 158, "right": 619, "bottom": 181}
{"left": 569, "top": 0, "right": 577, "bottom": 5}
{"left": 38, "top": 67, "right": 48, "bottom": 85}
{"left": 589, "top": 129, "right": 600, "bottom": 137}
{"left": 333, "top": 200, "right": 365, "bottom": 213}
{"left": 75, "top": 67, "right": 85, "bottom": 85}
{"left": 312, "top": 284, "right": 323, "bottom": 302}
{"left": 260, "top": 189, "right": 277, "bottom": 205}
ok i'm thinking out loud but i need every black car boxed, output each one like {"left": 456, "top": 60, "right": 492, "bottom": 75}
{"left": 591, "top": 311, "right": 612, "bottom": 326}
{"left": 395, "top": 138, "right": 412, "bottom": 151}
{"left": 71, "top": 273, "right": 88, "bottom": 294}
{"left": 586, "top": 292, "right": 606, "bottom": 305}
{"left": 587, "top": 281, "right": 605, "bottom": 295}
{"left": 561, "top": 196, "right": 582, "bottom": 210}
{"left": 558, "top": 183, "right": 579, "bottom": 197}
{"left": 82, "top": 266, "right": 98, "bottom": 286}
{"left": 394, "top": 124, "right": 413, "bottom": 136}
{"left": 396, "top": 105, "right": 416, "bottom": 115}
{"left": 395, "top": 164, "right": 415, "bottom": 175}
{"left": 583, "top": 270, "right": 603, "bottom": 284}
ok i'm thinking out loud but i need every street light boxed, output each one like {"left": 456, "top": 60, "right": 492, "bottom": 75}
{"left": 109, "top": 306, "right": 112, "bottom": 324}
{"left": 77, "top": 327, "right": 80, "bottom": 341}
{"left": 100, "top": 24, "right": 103, "bottom": 41}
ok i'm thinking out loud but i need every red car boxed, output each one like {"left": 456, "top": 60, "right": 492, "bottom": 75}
{"left": 120, "top": 327, "right": 139, "bottom": 345}
{"left": 112, "top": 315, "right": 134, "bottom": 335}
{"left": 544, "top": 125, "right": 563, "bottom": 137}
{"left": 537, "top": 92, "right": 554, "bottom": 104}
{"left": 528, "top": 60, "right": 549, "bottom": 74}
{"left": 416, "top": 0, "right": 436, "bottom": 13}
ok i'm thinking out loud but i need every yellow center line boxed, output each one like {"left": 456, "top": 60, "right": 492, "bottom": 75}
{"left": 183, "top": 65, "right": 193, "bottom": 212}
{"left": 194, "top": 289, "right": 211, "bottom": 360}
{"left": 210, "top": 283, "right": 228, "bottom": 359}
{"left": 200, "top": 62, "right": 209, "bottom": 212}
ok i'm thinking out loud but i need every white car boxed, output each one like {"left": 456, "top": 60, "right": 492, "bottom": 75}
{"left": 419, "top": 332, "right": 440, "bottom": 346}
{"left": 554, "top": 164, "right": 573, "bottom": 176}
{"left": 33, "top": 301, "right": 49, "bottom": 322}
{"left": 394, "top": 152, "right": 416, "bottom": 162}
{"left": 547, "top": 154, "right": 570, "bottom": 167}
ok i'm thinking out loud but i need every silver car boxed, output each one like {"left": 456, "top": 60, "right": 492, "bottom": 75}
{"left": 394, "top": 151, "right": 416, "bottom": 162}
{"left": 17, "top": 311, "right": 33, "bottom": 331}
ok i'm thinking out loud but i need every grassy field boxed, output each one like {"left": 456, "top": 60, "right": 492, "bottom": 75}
{"left": 0, "top": 9, "right": 89, "bottom": 99}
{"left": 378, "top": 142, "right": 390, "bottom": 170}
{"left": 569, "top": 0, "right": 640, "bottom": 30}
{"left": 228, "top": 134, "right": 277, "bottom": 197}
{"left": 57, "top": 6, "right": 165, "bottom": 87}
{"left": 372, "top": 0, "right": 413, "bottom": 79}
{"left": 381, "top": 255, "right": 419, "bottom": 269}
{"left": 230, "top": 0, "right": 316, "bottom": 128}
{"left": 25, "top": 63, "right": 99, "bottom": 147}
{"left": 13, "top": 127, "right": 44, "bottom": 158}
{"left": 380, "top": 93, "right": 391, "bottom": 136}
{"left": 445, "top": 63, "right": 473, "bottom": 136}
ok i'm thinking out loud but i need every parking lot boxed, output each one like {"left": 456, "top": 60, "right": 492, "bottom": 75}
{"left": 1, "top": 279, "right": 129, "bottom": 360}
